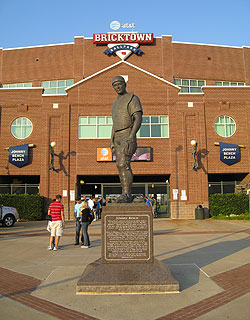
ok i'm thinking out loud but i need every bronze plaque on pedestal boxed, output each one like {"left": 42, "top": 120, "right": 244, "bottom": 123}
{"left": 105, "top": 214, "right": 150, "bottom": 261}
{"left": 102, "top": 205, "right": 153, "bottom": 263}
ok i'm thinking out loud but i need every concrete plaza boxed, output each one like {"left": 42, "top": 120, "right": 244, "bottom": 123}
{"left": 0, "top": 218, "right": 250, "bottom": 320}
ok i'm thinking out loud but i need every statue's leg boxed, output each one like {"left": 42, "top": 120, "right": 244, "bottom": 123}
{"left": 114, "top": 131, "right": 135, "bottom": 203}
{"left": 114, "top": 143, "right": 124, "bottom": 194}
{"left": 116, "top": 152, "right": 128, "bottom": 195}
{"left": 122, "top": 137, "right": 137, "bottom": 198}
{"left": 116, "top": 151, "right": 133, "bottom": 202}
{"left": 121, "top": 158, "right": 133, "bottom": 196}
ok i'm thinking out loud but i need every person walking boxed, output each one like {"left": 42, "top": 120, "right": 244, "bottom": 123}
{"left": 146, "top": 196, "right": 155, "bottom": 217}
{"left": 80, "top": 201, "right": 92, "bottom": 248}
{"left": 47, "top": 194, "right": 65, "bottom": 251}
{"left": 96, "top": 198, "right": 102, "bottom": 219}
{"left": 88, "top": 196, "right": 94, "bottom": 211}
{"left": 46, "top": 199, "right": 55, "bottom": 248}
{"left": 74, "top": 197, "right": 83, "bottom": 245}
{"left": 88, "top": 196, "right": 94, "bottom": 221}
{"left": 145, "top": 196, "right": 152, "bottom": 208}
{"left": 152, "top": 197, "right": 158, "bottom": 218}
{"left": 92, "top": 198, "right": 98, "bottom": 221}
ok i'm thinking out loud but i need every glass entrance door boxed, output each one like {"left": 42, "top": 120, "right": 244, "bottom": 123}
{"left": 148, "top": 183, "right": 170, "bottom": 217}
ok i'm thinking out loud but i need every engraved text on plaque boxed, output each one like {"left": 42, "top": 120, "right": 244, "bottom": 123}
{"left": 104, "top": 214, "right": 150, "bottom": 261}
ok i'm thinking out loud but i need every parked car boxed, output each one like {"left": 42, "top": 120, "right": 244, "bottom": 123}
{"left": 0, "top": 205, "right": 19, "bottom": 227}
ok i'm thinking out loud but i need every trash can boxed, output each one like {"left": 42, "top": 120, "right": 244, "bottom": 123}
{"left": 195, "top": 207, "right": 205, "bottom": 219}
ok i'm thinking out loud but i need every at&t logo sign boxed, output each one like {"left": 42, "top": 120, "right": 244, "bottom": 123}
{"left": 110, "top": 20, "right": 135, "bottom": 31}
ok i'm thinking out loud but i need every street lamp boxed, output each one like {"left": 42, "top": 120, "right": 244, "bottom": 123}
{"left": 191, "top": 140, "right": 198, "bottom": 171}
{"left": 49, "top": 141, "right": 57, "bottom": 171}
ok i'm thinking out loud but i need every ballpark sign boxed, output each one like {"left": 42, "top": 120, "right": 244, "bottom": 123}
{"left": 93, "top": 32, "right": 153, "bottom": 60}
{"left": 93, "top": 33, "right": 153, "bottom": 44}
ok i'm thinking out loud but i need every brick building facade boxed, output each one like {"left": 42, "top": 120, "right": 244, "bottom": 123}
{"left": 0, "top": 34, "right": 250, "bottom": 219}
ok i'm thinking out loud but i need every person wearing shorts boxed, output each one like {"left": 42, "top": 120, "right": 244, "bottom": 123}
{"left": 48, "top": 194, "right": 65, "bottom": 251}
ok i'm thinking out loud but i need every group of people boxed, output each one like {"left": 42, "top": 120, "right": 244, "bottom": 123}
{"left": 74, "top": 196, "right": 102, "bottom": 247}
{"left": 47, "top": 195, "right": 102, "bottom": 251}
{"left": 47, "top": 193, "right": 158, "bottom": 250}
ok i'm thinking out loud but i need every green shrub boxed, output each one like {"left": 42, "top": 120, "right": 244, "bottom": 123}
{"left": 0, "top": 194, "right": 44, "bottom": 220}
{"left": 209, "top": 193, "right": 249, "bottom": 217}
{"left": 212, "top": 212, "right": 249, "bottom": 220}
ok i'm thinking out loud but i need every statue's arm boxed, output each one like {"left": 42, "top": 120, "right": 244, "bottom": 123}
{"left": 128, "top": 111, "right": 142, "bottom": 140}
{"left": 110, "top": 126, "right": 115, "bottom": 153}
{"left": 128, "top": 95, "right": 142, "bottom": 140}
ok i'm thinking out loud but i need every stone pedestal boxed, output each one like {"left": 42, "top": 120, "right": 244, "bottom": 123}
{"left": 76, "top": 204, "right": 179, "bottom": 294}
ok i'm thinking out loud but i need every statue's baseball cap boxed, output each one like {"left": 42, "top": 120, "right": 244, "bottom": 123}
{"left": 112, "top": 76, "right": 126, "bottom": 85}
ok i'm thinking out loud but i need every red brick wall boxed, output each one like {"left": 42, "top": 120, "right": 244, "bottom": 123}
{"left": 1, "top": 35, "right": 250, "bottom": 219}
{"left": 203, "top": 87, "right": 250, "bottom": 173}
{"left": 2, "top": 44, "right": 74, "bottom": 84}
{"left": 173, "top": 43, "right": 246, "bottom": 83}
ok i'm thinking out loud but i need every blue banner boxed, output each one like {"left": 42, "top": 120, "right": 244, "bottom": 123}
{"left": 9, "top": 144, "right": 29, "bottom": 168}
{"left": 220, "top": 142, "right": 240, "bottom": 166}
{"left": 104, "top": 45, "right": 143, "bottom": 56}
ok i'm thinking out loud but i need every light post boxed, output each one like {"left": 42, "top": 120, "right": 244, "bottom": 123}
{"left": 49, "top": 141, "right": 57, "bottom": 171}
{"left": 191, "top": 140, "right": 198, "bottom": 171}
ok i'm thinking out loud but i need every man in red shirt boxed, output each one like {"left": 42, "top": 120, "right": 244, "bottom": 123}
{"left": 48, "top": 194, "right": 65, "bottom": 250}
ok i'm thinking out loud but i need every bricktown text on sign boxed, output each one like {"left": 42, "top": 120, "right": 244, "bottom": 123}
{"left": 93, "top": 33, "right": 154, "bottom": 44}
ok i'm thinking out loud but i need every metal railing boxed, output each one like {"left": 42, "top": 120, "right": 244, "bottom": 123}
{"left": 0, "top": 184, "right": 40, "bottom": 195}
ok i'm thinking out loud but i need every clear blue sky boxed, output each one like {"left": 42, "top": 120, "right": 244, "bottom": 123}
{"left": 1, "top": 0, "right": 249, "bottom": 49}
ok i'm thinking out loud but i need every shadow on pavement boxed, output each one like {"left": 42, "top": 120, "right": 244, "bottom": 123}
{"left": 162, "top": 235, "right": 250, "bottom": 290}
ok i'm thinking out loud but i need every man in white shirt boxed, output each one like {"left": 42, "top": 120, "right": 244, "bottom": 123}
{"left": 74, "top": 198, "right": 83, "bottom": 245}
{"left": 87, "top": 197, "right": 95, "bottom": 221}
{"left": 87, "top": 197, "right": 94, "bottom": 210}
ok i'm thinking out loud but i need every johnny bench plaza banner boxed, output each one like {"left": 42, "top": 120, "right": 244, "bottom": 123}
{"left": 9, "top": 144, "right": 29, "bottom": 168}
{"left": 220, "top": 142, "right": 240, "bottom": 166}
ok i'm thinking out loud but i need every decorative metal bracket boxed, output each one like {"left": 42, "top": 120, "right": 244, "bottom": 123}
{"left": 191, "top": 140, "right": 198, "bottom": 171}
{"left": 49, "top": 142, "right": 58, "bottom": 171}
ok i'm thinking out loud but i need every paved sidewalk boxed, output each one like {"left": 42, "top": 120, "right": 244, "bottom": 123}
{"left": 0, "top": 218, "right": 250, "bottom": 320}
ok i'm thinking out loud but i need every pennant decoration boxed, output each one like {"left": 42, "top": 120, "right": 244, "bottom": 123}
{"left": 9, "top": 144, "right": 29, "bottom": 168}
{"left": 104, "top": 43, "right": 143, "bottom": 60}
{"left": 219, "top": 142, "right": 240, "bottom": 166}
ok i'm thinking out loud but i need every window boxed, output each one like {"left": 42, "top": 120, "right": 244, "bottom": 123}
{"left": 42, "top": 79, "right": 73, "bottom": 95}
{"left": 215, "top": 81, "right": 245, "bottom": 86}
{"left": 79, "top": 116, "right": 113, "bottom": 139}
{"left": 11, "top": 117, "right": 33, "bottom": 139}
{"left": 2, "top": 83, "right": 32, "bottom": 88}
{"left": 174, "top": 79, "right": 205, "bottom": 93}
{"left": 137, "top": 116, "right": 169, "bottom": 138}
{"left": 78, "top": 115, "right": 169, "bottom": 139}
{"left": 214, "top": 116, "right": 236, "bottom": 137}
